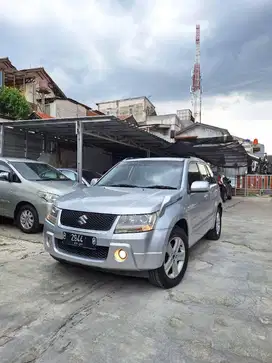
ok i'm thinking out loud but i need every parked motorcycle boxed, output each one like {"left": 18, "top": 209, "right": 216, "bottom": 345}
{"left": 217, "top": 174, "right": 232, "bottom": 202}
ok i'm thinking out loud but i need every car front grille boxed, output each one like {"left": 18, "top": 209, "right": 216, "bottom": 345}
{"left": 56, "top": 240, "right": 109, "bottom": 260}
{"left": 60, "top": 209, "right": 117, "bottom": 231}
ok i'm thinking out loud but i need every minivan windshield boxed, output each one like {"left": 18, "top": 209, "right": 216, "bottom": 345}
{"left": 97, "top": 160, "right": 184, "bottom": 189}
{"left": 11, "top": 162, "right": 70, "bottom": 181}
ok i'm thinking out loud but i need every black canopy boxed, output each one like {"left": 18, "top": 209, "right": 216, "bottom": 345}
{"left": 167, "top": 136, "right": 249, "bottom": 168}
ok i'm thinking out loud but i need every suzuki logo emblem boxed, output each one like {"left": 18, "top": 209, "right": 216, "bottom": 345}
{"left": 78, "top": 214, "right": 88, "bottom": 225}
{"left": 91, "top": 237, "right": 97, "bottom": 246}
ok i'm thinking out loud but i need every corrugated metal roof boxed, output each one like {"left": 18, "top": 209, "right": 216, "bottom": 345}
{"left": 0, "top": 115, "right": 172, "bottom": 156}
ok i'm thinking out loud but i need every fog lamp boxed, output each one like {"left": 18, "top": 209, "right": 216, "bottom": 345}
{"left": 114, "top": 249, "right": 128, "bottom": 262}
{"left": 45, "top": 234, "right": 53, "bottom": 248}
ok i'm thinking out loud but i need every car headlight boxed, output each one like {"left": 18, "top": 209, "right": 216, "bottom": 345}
{"left": 114, "top": 213, "right": 157, "bottom": 234}
{"left": 37, "top": 191, "right": 60, "bottom": 203}
{"left": 46, "top": 205, "right": 60, "bottom": 225}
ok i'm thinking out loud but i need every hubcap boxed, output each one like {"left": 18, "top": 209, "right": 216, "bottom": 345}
{"left": 20, "top": 210, "right": 34, "bottom": 230}
{"left": 216, "top": 212, "right": 221, "bottom": 235}
{"left": 164, "top": 237, "right": 185, "bottom": 279}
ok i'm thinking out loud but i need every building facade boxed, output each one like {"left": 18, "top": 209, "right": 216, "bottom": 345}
{"left": 96, "top": 96, "right": 156, "bottom": 124}
{"left": 0, "top": 57, "right": 97, "bottom": 119}
{"left": 139, "top": 114, "right": 194, "bottom": 143}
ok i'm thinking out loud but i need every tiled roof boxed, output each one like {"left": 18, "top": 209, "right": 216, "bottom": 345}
{"left": 35, "top": 111, "right": 53, "bottom": 119}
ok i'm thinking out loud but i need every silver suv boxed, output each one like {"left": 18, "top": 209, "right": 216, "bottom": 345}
{"left": 44, "top": 157, "right": 222, "bottom": 289}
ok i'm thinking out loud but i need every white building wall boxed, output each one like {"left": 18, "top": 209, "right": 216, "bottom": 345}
{"left": 180, "top": 126, "right": 225, "bottom": 138}
{"left": 53, "top": 100, "right": 86, "bottom": 118}
{"left": 97, "top": 97, "right": 156, "bottom": 123}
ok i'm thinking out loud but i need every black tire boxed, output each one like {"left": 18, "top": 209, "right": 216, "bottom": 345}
{"left": 206, "top": 207, "right": 222, "bottom": 240}
{"left": 50, "top": 255, "right": 68, "bottom": 264}
{"left": 148, "top": 226, "right": 189, "bottom": 289}
{"left": 221, "top": 189, "right": 227, "bottom": 203}
{"left": 227, "top": 188, "right": 232, "bottom": 200}
{"left": 16, "top": 204, "right": 41, "bottom": 234}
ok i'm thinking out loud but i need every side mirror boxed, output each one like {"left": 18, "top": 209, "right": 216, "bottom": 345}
{"left": 191, "top": 181, "right": 209, "bottom": 193}
{"left": 90, "top": 178, "right": 98, "bottom": 186}
{"left": 0, "top": 171, "right": 11, "bottom": 182}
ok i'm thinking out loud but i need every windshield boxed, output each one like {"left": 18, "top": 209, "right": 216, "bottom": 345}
{"left": 96, "top": 160, "right": 184, "bottom": 189}
{"left": 11, "top": 162, "right": 70, "bottom": 181}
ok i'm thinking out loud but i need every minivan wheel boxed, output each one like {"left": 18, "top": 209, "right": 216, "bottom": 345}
{"left": 148, "top": 226, "right": 189, "bottom": 289}
{"left": 16, "top": 204, "right": 40, "bottom": 234}
{"left": 206, "top": 207, "right": 222, "bottom": 240}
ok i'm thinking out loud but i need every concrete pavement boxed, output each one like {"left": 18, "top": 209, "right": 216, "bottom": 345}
{"left": 0, "top": 197, "right": 271, "bottom": 363}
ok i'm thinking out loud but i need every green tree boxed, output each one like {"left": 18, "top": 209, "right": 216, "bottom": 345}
{"left": 0, "top": 86, "right": 31, "bottom": 119}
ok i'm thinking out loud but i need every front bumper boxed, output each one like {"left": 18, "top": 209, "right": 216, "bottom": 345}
{"left": 43, "top": 220, "right": 169, "bottom": 271}
{"left": 37, "top": 202, "right": 53, "bottom": 225}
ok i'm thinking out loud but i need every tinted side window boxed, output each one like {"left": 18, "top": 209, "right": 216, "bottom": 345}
{"left": 188, "top": 162, "right": 202, "bottom": 187}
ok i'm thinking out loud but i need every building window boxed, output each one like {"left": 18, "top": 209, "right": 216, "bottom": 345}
{"left": 44, "top": 103, "right": 50, "bottom": 115}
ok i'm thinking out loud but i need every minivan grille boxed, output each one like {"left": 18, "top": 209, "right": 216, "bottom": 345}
{"left": 60, "top": 209, "right": 117, "bottom": 231}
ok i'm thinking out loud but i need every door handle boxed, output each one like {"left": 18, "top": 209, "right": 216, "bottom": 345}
{"left": 204, "top": 194, "right": 209, "bottom": 199}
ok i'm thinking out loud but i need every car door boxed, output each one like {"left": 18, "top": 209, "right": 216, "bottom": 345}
{"left": 205, "top": 163, "right": 220, "bottom": 221}
{"left": 197, "top": 162, "right": 214, "bottom": 228}
{"left": 0, "top": 161, "right": 16, "bottom": 217}
{"left": 186, "top": 162, "right": 208, "bottom": 243}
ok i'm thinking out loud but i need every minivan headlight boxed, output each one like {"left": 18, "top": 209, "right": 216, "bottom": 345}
{"left": 37, "top": 191, "right": 60, "bottom": 203}
{"left": 114, "top": 213, "right": 157, "bottom": 234}
{"left": 46, "top": 205, "right": 60, "bottom": 225}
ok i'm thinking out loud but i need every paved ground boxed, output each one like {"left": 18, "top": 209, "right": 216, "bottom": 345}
{"left": 0, "top": 197, "right": 271, "bottom": 363}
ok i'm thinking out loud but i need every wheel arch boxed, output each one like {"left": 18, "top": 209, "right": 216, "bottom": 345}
{"left": 174, "top": 218, "right": 189, "bottom": 236}
{"left": 14, "top": 201, "right": 37, "bottom": 219}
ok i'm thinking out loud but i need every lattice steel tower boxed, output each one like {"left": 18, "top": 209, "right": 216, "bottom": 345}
{"left": 190, "top": 24, "right": 202, "bottom": 123}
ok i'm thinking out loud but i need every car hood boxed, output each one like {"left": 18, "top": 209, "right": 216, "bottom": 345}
{"left": 56, "top": 186, "right": 180, "bottom": 214}
{"left": 32, "top": 180, "right": 84, "bottom": 196}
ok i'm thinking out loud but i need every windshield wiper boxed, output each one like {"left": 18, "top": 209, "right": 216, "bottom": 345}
{"left": 143, "top": 185, "right": 177, "bottom": 190}
{"left": 35, "top": 178, "right": 69, "bottom": 181}
{"left": 105, "top": 183, "right": 139, "bottom": 188}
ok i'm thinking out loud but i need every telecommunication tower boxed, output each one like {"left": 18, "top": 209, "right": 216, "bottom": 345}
{"left": 190, "top": 24, "right": 202, "bottom": 123}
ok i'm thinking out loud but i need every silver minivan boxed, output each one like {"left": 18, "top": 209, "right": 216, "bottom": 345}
{"left": 0, "top": 157, "right": 82, "bottom": 233}
{"left": 44, "top": 157, "right": 223, "bottom": 288}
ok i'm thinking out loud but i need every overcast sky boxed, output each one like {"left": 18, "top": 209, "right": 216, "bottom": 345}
{"left": 1, "top": 0, "right": 272, "bottom": 152}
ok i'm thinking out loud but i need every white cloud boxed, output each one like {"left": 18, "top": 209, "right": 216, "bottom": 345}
{"left": 1, "top": 0, "right": 201, "bottom": 72}
{"left": 1, "top": 0, "right": 271, "bottom": 155}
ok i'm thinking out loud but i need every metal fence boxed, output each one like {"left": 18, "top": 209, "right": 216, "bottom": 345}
{"left": 235, "top": 174, "right": 272, "bottom": 196}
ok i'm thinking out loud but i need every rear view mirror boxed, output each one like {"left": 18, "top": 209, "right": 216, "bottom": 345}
{"left": 191, "top": 181, "right": 209, "bottom": 192}
{"left": 90, "top": 178, "right": 98, "bottom": 186}
{"left": 0, "top": 171, "right": 11, "bottom": 182}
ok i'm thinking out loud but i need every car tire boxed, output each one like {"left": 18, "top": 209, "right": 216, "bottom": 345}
{"left": 50, "top": 255, "right": 68, "bottom": 264}
{"left": 206, "top": 207, "right": 222, "bottom": 240}
{"left": 227, "top": 189, "right": 232, "bottom": 200}
{"left": 148, "top": 226, "right": 189, "bottom": 289}
{"left": 221, "top": 189, "right": 227, "bottom": 203}
{"left": 16, "top": 204, "right": 41, "bottom": 234}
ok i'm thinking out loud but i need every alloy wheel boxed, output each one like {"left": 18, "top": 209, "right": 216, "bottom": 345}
{"left": 20, "top": 210, "right": 34, "bottom": 230}
{"left": 164, "top": 237, "right": 185, "bottom": 279}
